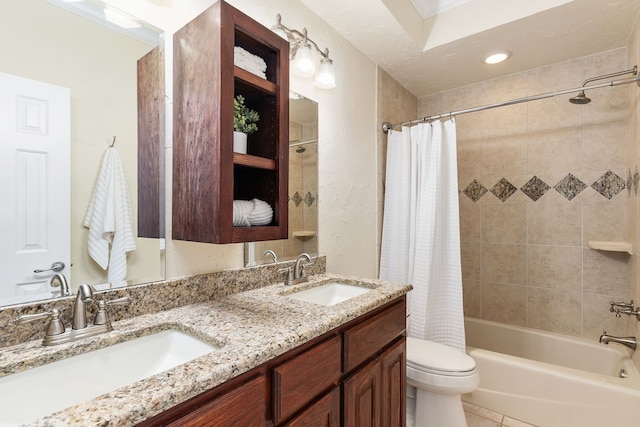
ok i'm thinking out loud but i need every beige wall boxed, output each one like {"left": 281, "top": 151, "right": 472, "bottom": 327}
{"left": 627, "top": 12, "right": 640, "bottom": 369}
{"left": 1, "top": 0, "right": 163, "bottom": 289}
{"left": 417, "top": 48, "right": 631, "bottom": 341}
{"left": 105, "top": 0, "right": 380, "bottom": 280}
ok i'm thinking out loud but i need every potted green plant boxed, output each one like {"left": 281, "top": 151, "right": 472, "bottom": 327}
{"left": 233, "top": 94, "right": 259, "bottom": 154}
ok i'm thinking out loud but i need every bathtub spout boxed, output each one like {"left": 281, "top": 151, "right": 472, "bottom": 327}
{"left": 599, "top": 331, "right": 637, "bottom": 351}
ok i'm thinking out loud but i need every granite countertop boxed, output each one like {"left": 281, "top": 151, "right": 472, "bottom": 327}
{"left": 0, "top": 273, "right": 411, "bottom": 427}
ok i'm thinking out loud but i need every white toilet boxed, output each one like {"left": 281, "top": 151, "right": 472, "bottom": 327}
{"left": 406, "top": 337, "right": 479, "bottom": 427}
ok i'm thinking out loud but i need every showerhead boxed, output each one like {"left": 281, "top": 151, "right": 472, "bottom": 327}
{"left": 296, "top": 146, "right": 306, "bottom": 153}
{"left": 569, "top": 90, "right": 591, "bottom": 105}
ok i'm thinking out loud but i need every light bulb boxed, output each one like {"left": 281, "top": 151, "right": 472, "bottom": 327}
{"left": 293, "top": 44, "right": 315, "bottom": 78}
{"left": 483, "top": 50, "right": 512, "bottom": 64}
{"left": 314, "top": 57, "right": 336, "bottom": 89}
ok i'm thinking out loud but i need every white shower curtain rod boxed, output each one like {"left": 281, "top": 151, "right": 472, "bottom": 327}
{"left": 382, "top": 75, "right": 640, "bottom": 133}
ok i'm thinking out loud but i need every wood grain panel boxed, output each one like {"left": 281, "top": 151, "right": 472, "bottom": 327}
{"left": 343, "top": 359, "right": 380, "bottom": 427}
{"left": 137, "top": 45, "right": 165, "bottom": 238}
{"left": 381, "top": 338, "right": 406, "bottom": 427}
{"left": 285, "top": 387, "right": 340, "bottom": 427}
{"left": 165, "top": 375, "right": 265, "bottom": 426}
{"left": 343, "top": 301, "right": 406, "bottom": 372}
{"left": 273, "top": 335, "right": 342, "bottom": 424}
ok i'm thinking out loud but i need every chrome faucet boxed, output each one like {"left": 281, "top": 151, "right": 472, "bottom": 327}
{"left": 72, "top": 283, "right": 94, "bottom": 330}
{"left": 14, "top": 284, "right": 131, "bottom": 346}
{"left": 263, "top": 249, "right": 278, "bottom": 264}
{"left": 599, "top": 331, "right": 637, "bottom": 351}
{"left": 279, "top": 253, "right": 313, "bottom": 286}
{"left": 294, "top": 253, "right": 312, "bottom": 281}
{"left": 50, "top": 273, "right": 70, "bottom": 296}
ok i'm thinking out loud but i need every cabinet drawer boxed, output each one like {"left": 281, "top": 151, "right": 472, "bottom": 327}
{"left": 343, "top": 301, "right": 406, "bottom": 372}
{"left": 273, "top": 335, "right": 342, "bottom": 423}
{"left": 165, "top": 374, "right": 265, "bottom": 426}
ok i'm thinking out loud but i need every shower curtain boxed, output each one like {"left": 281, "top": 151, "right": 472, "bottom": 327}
{"left": 379, "top": 120, "right": 465, "bottom": 352}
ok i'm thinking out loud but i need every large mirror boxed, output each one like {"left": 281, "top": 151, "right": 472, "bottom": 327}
{"left": 0, "top": 0, "right": 165, "bottom": 306}
{"left": 245, "top": 93, "right": 319, "bottom": 265}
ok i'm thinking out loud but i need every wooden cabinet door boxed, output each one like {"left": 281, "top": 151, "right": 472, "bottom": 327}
{"left": 343, "top": 301, "right": 406, "bottom": 372}
{"left": 272, "top": 335, "right": 341, "bottom": 423}
{"left": 380, "top": 338, "right": 406, "bottom": 427}
{"left": 343, "top": 359, "right": 381, "bottom": 427}
{"left": 284, "top": 387, "right": 340, "bottom": 427}
{"left": 165, "top": 375, "right": 265, "bottom": 427}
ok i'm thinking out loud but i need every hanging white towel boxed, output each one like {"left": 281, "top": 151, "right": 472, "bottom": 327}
{"left": 83, "top": 146, "right": 136, "bottom": 284}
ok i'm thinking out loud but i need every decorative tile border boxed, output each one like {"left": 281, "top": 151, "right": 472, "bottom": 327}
{"left": 521, "top": 176, "right": 550, "bottom": 201}
{"left": 463, "top": 179, "right": 488, "bottom": 202}
{"left": 554, "top": 173, "right": 586, "bottom": 201}
{"left": 289, "top": 191, "right": 317, "bottom": 207}
{"left": 462, "top": 170, "right": 627, "bottom": 203}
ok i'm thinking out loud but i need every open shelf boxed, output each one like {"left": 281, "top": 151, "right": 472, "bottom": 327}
{"left": 588, "top": 241, "right": 633, "bottom": 255}
{"left": 172, "top": 0, "right": 288, "bottom": 244}
{"left": 233, "top": 153, "right": 276, "bottom": 170}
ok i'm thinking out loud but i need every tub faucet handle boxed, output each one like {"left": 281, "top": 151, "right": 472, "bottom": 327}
{"left": 610, "top": 300, "right": 640, "bottom": 320}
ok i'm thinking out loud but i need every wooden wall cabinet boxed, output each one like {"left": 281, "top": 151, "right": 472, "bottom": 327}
{"left": 172, "top": 0, "right": 289, "bottom": 244}
{"left": 137, "top": 45, "right": 165, "bottom": 239}
{"left": 138, "top": 297, "right": 406, "bottom": 427}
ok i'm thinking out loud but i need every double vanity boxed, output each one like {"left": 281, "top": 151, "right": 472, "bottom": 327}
{"left": 0, "top": 263, "right": 411, "bottom": 426}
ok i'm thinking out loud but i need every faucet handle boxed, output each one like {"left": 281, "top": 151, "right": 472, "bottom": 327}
{"left": 106, "top": 296, "right": 132, "bottom": 307}
{"left": 15, "top": 308, "right": 65, "bottom": 336}
{"left": 299, "top": 261, "right": 313, "bottom": 278}
{"left": 93, "top": 296, "right": 132, "bottom": 325}
{"left": 278, "top": 267, "right": 293, "bottom": 285}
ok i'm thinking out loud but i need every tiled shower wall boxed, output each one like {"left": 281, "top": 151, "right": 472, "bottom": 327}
{"left": 253, "top": 120, "right": 318, "bottom": 261}
{"left": 376, "top": 70, "right": 417, "bottom": 267}
{"left": 627, "top": 13, "right": 640, "bottom": 368}
{"left": 416, "top": 48, "right": 631, "bottom": 340}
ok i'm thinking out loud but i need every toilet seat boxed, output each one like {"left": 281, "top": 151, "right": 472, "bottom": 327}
{"left": 406, "top": 337, "right": 476, "bottom": 376}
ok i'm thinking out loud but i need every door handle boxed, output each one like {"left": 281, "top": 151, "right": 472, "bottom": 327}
{"left": 34, "top": 261, "right": 65, "bottom": 273}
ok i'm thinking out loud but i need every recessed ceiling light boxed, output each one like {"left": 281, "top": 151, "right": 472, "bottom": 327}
{"left": 484, "top": 50, "right": 512, "bottom": 65}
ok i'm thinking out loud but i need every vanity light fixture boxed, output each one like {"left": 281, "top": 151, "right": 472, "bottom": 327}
{"left": 272, "top": 14, "right": 336, "bottom": 89}
{"left": 483, "top": 49, "right": 512, "bottom": 65}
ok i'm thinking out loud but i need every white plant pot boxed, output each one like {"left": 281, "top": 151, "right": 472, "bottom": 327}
{"left": 233, "top": 131, "right": 247, "bottom": 154}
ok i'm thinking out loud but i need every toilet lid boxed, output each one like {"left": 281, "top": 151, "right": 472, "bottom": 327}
{"left": 406, "top": 337, "right": 476, "bottom": 373}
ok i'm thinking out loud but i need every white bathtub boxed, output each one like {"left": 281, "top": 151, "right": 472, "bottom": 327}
{"left": 463, "top": 317, "right": 640, "bottom": 427}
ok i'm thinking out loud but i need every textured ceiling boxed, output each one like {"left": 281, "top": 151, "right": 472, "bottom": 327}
{"left": 409, "top": 0, "right": 472, "bottom": 18}
{"left": 300, "top": 0, "right": 640, "bottom": 98}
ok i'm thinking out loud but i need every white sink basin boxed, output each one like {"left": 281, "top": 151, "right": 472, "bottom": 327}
{"left": 0, "top": 329, "right": 221, "bottom": 427}
{"left": 286, "top": 282, "right": 372, "bottom": 306}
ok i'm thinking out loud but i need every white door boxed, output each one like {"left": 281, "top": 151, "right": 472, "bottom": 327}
{"left": 0, "top": 72, "right": 70, "bottom": 305}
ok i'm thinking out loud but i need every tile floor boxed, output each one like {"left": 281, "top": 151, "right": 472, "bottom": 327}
{"left": 464, "top": 402, "right": 538, "bottom": 427}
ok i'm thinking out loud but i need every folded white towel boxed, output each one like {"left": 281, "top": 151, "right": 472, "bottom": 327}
{"left": 233, "top": 199, "right": 273, "bottom": 226}
{"left": 234, "top": 46, "right": 267, "bottom": 79}
{"left": 83, "top": 147, "right": 136, "bottom": 284}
